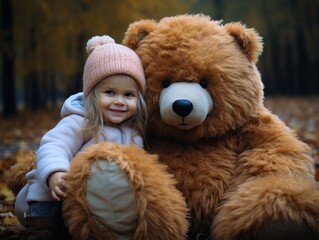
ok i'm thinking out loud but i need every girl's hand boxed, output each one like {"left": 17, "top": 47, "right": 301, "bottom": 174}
{"left": 48, "top": 171, "right": 67, "bottom": 201}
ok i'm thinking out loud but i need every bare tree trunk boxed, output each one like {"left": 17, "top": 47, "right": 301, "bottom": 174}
{"left": 24, "top": 23, "right": 41, "bottom": 111}
{"left": 213, "top": 0, "right": 224, "bottom": 20}
{"left": 0, "top": 0, "right": 17, "bottom": 117}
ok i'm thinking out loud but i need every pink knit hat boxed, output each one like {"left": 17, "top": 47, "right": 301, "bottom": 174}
{"left": 83, "top": 35, "right": 146, "bottom": 96}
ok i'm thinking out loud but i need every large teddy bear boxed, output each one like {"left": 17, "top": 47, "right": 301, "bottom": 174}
{"left": 8, "top": 14, "right": 319, "bottom": 240}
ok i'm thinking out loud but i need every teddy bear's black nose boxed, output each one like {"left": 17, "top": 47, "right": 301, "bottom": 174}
{"left": 172, "top": 99, "right": 193, "bottom": 117}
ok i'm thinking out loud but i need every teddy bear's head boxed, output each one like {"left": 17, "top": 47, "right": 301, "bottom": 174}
{"left": 123, "top": 14, "right": 264, "bottom": 142}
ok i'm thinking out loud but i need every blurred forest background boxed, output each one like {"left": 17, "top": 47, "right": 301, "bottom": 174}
{"left": 1, "top": 0, "right": 319, "bottom": 116}
{"left": 0, "top": 0, "right": 319, "bottom": 236}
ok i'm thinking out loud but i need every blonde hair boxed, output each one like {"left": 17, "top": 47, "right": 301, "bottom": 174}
{"left": 80, "top": 79, "right": 148, "bottom": 144}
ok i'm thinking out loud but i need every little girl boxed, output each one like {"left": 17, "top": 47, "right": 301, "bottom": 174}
{"left": 15, "top": 35, "right": 147, "bottom": 239}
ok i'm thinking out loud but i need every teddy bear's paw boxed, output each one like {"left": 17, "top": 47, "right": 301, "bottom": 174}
{"left": 63, "top": 142, "right": 189, "bottom": 240}
{"left": 253, "top": 219, "right": 317, "bottom": 240}
{"left": 86, "top": 159, "right": 137, "bottom": 240}
{"left": 212, "top": 175, "right": 319, "bottom": 239}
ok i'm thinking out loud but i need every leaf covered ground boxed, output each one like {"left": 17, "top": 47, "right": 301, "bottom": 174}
{"left": 0, "top": 97, "right": 318, "bottom": 238}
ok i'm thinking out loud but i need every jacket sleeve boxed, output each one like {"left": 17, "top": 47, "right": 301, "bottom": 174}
{"left": 36, "top": 114, "right": 85, "bottom": 190}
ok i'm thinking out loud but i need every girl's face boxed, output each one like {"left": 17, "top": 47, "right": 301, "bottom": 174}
{"left": 98, "top": 75, "right": 139, "bottom": 124}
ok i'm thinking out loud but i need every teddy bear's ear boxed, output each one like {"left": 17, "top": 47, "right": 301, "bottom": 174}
{"left": 224, "top": 22, "right": 263, "bottom": 63}
{"left": 122, "top": 19, "right": 157, "bottom": 50}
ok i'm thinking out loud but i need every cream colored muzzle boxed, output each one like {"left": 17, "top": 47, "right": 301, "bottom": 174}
{"left": 159, "top": 82, "right": 213, "bottom": 129}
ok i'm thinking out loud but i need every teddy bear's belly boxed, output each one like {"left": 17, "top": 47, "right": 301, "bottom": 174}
{"left": 150, "top": 142, "right": 235, "bottom": 219}
{"left": 156, "top": 149, "right": 234, "bottom": 238}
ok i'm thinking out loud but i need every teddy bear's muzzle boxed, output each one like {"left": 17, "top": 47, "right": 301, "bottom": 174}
{"left": 159, "top": 82, "right": 213, "bottom": 129}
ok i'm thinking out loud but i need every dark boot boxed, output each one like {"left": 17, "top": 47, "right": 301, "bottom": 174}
{"left": 25, "top": 216, "right": 70, "bottom": 240}
{"left": 25, "top": 216, "right": 55, "bottom": 240}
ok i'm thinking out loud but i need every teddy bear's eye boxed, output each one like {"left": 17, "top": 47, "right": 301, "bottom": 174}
{"left": 162, "top": 80, "right": 171, "bottom": 88}
{"left": 200, "top": 79, "right": 208, "bottom": 88}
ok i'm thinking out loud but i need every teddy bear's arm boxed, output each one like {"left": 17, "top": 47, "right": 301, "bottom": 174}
{"left": 241, "top": 112, "right": 314, "bottom": 178}
{"left": 212, "top": 111, "right": 319, "bottom": 239}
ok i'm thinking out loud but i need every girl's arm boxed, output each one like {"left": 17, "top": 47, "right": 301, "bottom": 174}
{"left": 36, "top": 114, "right": 85, "bottom": 190}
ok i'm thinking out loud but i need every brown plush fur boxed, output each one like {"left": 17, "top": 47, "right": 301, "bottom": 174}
{"left": 63, "top": 142, "right": 189, "bottom": 240}
{"left": 122, "top": 14, "right": 319, "bottom": 238}
{"left": 7, "top": 151, "right": 36, "bottom": 196}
